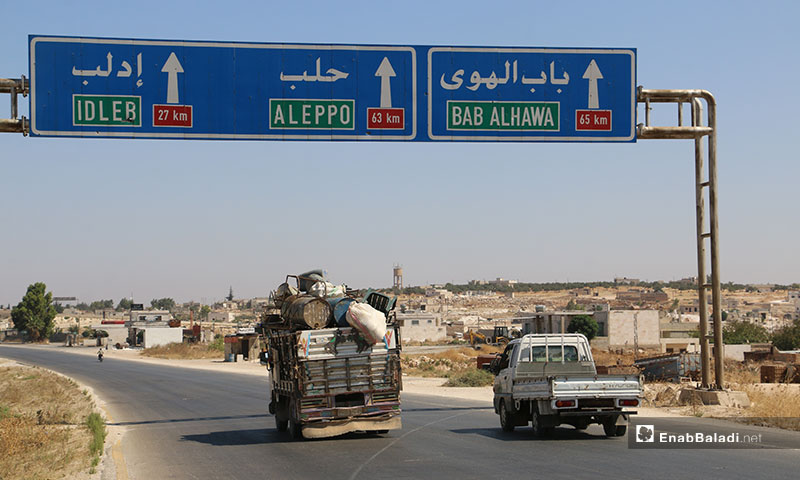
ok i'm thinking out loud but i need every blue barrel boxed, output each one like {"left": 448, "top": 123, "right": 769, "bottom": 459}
{"left": 327, "top": 297, "right": 356, "bottom": 327}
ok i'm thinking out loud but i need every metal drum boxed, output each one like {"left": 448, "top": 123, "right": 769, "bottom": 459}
{"left": 327, "top": 297, "right": 357, "bottom": 327}
{"left": 281, "top": 294, "right": 332, "bottom": 330}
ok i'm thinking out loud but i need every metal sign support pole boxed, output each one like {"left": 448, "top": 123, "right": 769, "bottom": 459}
{"left": 637, "top": 87, "right": 723, "bottom": 390}
{"left": 0, "top": 76, "right": 29, "bottom": 135}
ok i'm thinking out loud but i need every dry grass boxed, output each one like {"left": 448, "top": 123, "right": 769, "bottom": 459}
{"left": 0, "top": 365, "right": 100, "bottom": 480}
{"left": 141, "top": 340, "right": 224, "bottom": 360}
{"left": 402, "top": 346, "right": 502, "bottom": 377}
{"left": 739, "top": 384, "right": 800, "bottom": 430}
{"left": 721, "top": 359, "right": 762, "bottom": 386}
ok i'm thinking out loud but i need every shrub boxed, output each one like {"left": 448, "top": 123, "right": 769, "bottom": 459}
{"left": 772, "top": 319, "right": 800, "bottom": 351}
{"left": 443, "top": 369, "right": 495, "bottom": 387}
{"left": 86, "top": 412, "right": 106, "bottom": 457}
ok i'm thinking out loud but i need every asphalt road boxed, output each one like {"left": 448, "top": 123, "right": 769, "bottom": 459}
{"left": 2, "top": 344, "right": 798, "bottom": 480}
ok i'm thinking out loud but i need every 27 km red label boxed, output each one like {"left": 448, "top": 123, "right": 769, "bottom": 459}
{"left": 367, "top": 108, "right": 404, "bottom": 129}
{"left": 575, "top": 110, "right": 611, "bottom": 131}
{"left": 153, "top": 104, "right": 193, "bottom": 127}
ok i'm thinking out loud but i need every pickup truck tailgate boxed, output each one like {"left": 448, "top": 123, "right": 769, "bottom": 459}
{"left": 513, "top": 375, "right": 641, "bottom": 400}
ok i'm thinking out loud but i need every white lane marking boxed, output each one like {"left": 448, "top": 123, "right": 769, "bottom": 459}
{"left": 348, "top": 411, "right": 470, "bottom": 480}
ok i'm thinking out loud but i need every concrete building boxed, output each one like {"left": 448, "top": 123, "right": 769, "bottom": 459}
{"left": 593, "top": 310, "right": 660, "bottom": 349}
{"left": 396, "top": 313, "right": 446, "bottom": 342}
{"left": 519, "top": 312, "right": 595, "bottom": 336}
{"left": 208, "top": 311, "right": 238, "bottom": 323}
{"left": 659, "top": 321, "right": 700, "bottom": 353}
{"left": 128, "top": 310, "right": 173, "bottom": 323}
{"left": 128, "top": 326, "right": 183, "bottom": 348}
{"left": 95, "top": 325, "right": 129, "bottom": 347}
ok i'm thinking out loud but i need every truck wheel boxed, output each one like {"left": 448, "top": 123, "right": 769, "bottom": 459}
{"left": 289, "top": 419, "right": 304, "bottom": 440}
{"left": 275, "top": 415, "right": 288, "bottom": 432}
{"left": 532, "top": 410, "right": 554, "bottom": 437}
{"left": 499, "top": 400, "right": 515, "bottom": 432}
{"left": 602, "top": 417, "right": 625, "bottom": 437}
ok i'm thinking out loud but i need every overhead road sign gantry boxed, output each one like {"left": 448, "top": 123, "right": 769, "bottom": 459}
{"left": 28, "top": 36, "right": 635, "bottom": 142}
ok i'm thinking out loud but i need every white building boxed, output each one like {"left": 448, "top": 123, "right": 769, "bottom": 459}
{"left": 208, "top": 311, "right": 238, "bottom": 323}
{"left": 396, "top": 313, "right": 446, "bottom": 342}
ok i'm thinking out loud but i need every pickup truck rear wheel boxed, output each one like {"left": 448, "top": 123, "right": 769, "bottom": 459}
{"left": 532, "top": 409, "right": 554, "bottom": 437}
{"left": 602, "top": 417, "right": 626, "bottom": 437}
{"left": 499, "top": 400, "right": 515, "bottom": 432}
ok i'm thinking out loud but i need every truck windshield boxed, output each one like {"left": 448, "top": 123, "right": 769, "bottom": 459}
{"left": 518, "top": 345, "right": 580, "bottom": 363}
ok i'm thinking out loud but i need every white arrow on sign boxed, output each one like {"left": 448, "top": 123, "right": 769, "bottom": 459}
{"left": 161, "top": 52, "right": 184, "bottom": 104}
{"left": 582, "top": 59, "right": 603, "bottom": 109}
{"left": 375, "top": 57, "right": 396, "bottom": 108}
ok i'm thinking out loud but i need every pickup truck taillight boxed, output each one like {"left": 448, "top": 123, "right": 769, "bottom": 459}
{"left": 554, "top": 399, "right": 576, "bottom": 408}
{"left": 618, "top": 399, "right": 639, "bottom": 407}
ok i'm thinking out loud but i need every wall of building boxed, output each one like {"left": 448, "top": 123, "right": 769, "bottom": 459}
{"left": 142, "top": 327, "right": 183, "bottom": 348}
{"left": 397, "top": 313, "right": 446, "bottom": 342}
{"left": 98, "top": 326, "right": 129, "bottom": 347}
{"left": 595, "top": 310, "right": 660, "bottom": 349}
{"left": 208, "top": 312, "right": 236, "bottom": 323}
{"left": 520, "top": 312, "right": 595, "bottom": 335}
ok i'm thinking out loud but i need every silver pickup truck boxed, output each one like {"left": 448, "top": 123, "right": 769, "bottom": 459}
{"left": 491, "top": 333, "right": 642, "bottom": 437}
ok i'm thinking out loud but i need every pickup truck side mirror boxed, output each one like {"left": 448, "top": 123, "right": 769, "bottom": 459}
{"left": 489, "top": 355, "right": 507, "bottom": 375}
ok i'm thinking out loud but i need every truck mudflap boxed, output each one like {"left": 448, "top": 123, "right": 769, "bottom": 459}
{"left": 302, "top": 414, "right": 402, "bottom": 439}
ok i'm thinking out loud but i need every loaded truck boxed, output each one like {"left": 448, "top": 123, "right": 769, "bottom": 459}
{"left": 263, "top": 289, "right": 402, "bottom": 439}
{"left": 490, "top": 333, "right": 642, "bottom": 437}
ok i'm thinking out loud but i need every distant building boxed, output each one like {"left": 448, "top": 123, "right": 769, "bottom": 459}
{"left": 396, "top": 313, "right": 446, "bottom": 342}
{"left": 749, "top": 284, "right": 775, "bottom": 293}
{"left": 489, "top": 277, "right": 518, "bottom": 286}
{"left": 614, "top": 277, "right": 640, "bottom": 285}
{"left": 127, "top": 310, "right": 173, "bottom": 324}
{"left": 519, "top": 312, "right": 595, "bottom": 336}
{"left": 208, "top": 311, "right": 239, "bottom": 323}
{"left": 594, "top": 310, "right": 660, "bottom": 349}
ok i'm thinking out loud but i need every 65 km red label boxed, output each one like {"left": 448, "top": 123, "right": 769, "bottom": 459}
{"left": 153, "top": 104, "right": 193, "bottom": 127}
{"left": 575, "top": 110, "right": 611, "bottom": 131}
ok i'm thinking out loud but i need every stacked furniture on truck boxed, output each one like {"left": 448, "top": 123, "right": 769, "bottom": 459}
{"left": 263, "top": 270, "right": 402, "bottom": 439}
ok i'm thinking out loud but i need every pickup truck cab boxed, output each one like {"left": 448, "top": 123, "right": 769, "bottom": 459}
{"left": 491, "top": 333, "right": 641, "bottom": 437}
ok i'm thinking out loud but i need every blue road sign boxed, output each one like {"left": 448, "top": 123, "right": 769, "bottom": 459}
{"left": 29, "top": 36, "right": 635, "bottom": 142}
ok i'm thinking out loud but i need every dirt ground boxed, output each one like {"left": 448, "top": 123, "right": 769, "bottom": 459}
{"left": 0, "top": 360, "right": 105, "bottom": 480}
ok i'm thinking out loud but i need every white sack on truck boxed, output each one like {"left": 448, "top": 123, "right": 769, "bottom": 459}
{"left": 308, "top": 281, "right": 346, "bottom": 299}
{"left": 346, "top": 302, "right": 387, "bottom": 345}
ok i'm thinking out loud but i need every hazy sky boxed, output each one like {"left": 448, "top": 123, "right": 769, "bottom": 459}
{"left": 1, "top": 1, "right": 798, "bottom": 306}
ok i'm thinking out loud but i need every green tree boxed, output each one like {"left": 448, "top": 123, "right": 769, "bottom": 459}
{"left": 200, "top": 305, "right": 211, "bottom": 320}
{"left": 89, "top": 299, "right": 114, "bottom": 311}
{"left": 772, "top": 320, "right": 800, "bottom": 351}
{"left": 722, "top": 321, "right": 769, "bottom": 344}
{"left": 567, "top": 315, "right": 599, "bottom": 341}
{"left": 116, "top": 298, "right": 133, "bottom": 311}
{"left": 150, "top": 298, "right": 176, "bottom": 311}
{"left": 11, "top": 282, "right": 57, "bottom": 341}
{"left": 565, "top": 299, "right": 584, "bottom": 311}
